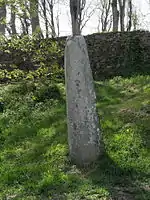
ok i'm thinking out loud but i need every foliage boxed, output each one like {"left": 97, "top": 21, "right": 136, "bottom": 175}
{"left": 0, "top": 35, "right": 64, "bottom": 83}
{"left": 0, "top": 75, "right": 150, "bottom": 199}
{"left": 0, "top": 66, "right": 64, "bottom": 83}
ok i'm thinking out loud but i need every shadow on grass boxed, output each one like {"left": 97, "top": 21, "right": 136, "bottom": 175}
{"left": 92, "top": 80, "right": 150, "bottom": 199}
{"left": 95, "top": 80, "right": 150, "bottom": 146}
{"left": 84, "top": 153, "right": 149, "bottom": 200}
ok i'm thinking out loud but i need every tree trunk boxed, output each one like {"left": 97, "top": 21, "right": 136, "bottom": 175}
{"left": 64, "top": 35, "right": 102, "bottom": 167}
{"left": 101, "top": 0, "right": 112, "bottom": 32}
{"left": 30, "top": 0, "right": 41, "bottom": 35}
{"left": 70, "top": 0, "right": 81, "bottom": 35}
{"left": 10, "top": 5, "right": 17, "bottom": 35}
{"left": 0, "top": 3, "right": 6, "bottom": 35}
{"left": 21, "top": 0, "right": 30, "bottom": 35}
{"left": 56, "top": 13, "right": 60, "bottom": 37}
{"left": 132, "top": 9, "right": 138, "bottom": 30}
{"left": 48, "top": 0, "right": 56, "bottom": 38}
{"left": 41, "top": 0, "right": 48, "bottom": 38}
{"left": 112, "top": 0, "right": 119, "bottom": 32}
{"left": 118, "top": 0, "right": 126, "bottom": 32}
{"left": 127, "top": 0, "right": 132, "bottom": 31}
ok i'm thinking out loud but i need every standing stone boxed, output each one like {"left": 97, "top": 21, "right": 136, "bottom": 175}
{"left": 65, "top": 35, "right": 102, "bottom": 167}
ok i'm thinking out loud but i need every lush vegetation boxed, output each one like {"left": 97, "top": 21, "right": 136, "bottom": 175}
{"left": 1, "top": 31, "right": 150, "bottom": 83}
{"left": 0, "top": 35, "right": 64, "bottom": 83}
{"left": 0, "top": 75, "right": 149, "bottom": 200}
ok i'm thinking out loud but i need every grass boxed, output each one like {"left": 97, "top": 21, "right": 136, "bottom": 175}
{"left": 0, "top": 75, "right": 150, "bottom": 200}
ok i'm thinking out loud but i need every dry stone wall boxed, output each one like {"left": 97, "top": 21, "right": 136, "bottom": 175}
{"left": 0, "top": 31, "right": 150, "bottom": 81}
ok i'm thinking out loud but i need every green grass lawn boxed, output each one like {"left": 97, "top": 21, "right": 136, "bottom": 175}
{"left": 0, "top": 75, "right": 150, "bottom": 200}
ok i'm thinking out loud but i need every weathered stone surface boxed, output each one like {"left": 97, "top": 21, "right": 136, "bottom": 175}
{"left": 64, "top": 35, "right": 102, "bottom": 166}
